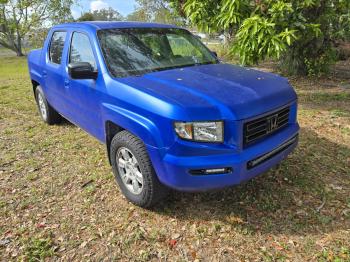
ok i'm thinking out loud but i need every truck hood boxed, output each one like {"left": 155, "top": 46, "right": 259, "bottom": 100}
{"left": 118, "top": 63, "right": 297, "bottom": 120}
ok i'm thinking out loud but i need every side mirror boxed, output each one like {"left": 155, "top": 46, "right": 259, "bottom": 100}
{"left": 68, "top": 62, "right": 97, "bottom": 80}
{"left": 211, "top": 51, "right": 218, "bottom": 57}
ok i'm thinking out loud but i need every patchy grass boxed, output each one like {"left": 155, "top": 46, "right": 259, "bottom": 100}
{"left": 22, "top": 236, "right": 56, "bottom": 261}
{"left": 0, "top": 53, "right": 349, "bottom": 261}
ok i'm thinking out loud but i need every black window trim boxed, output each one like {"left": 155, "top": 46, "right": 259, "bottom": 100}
{"left": 48, "top": 30, "right": 67, "bottom": 65}
{"left": 67, "top": 30, "right": 98, "bottom": 72}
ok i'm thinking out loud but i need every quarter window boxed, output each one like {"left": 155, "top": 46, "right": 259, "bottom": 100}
{"left": 69, "top": 32, "right": 96, "bottom": 70}
{"left": 49, "top": 31, "right": 67, "bottom": 64}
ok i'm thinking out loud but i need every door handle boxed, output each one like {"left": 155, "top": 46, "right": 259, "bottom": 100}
{"left": 42, "top": 70, "right": 47, "bottom": 78}
{"left": 64, "top": 79, "right": 70, "bottom": 88}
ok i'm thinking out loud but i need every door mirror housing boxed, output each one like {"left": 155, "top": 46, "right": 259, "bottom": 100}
{"left": 68, "top": 62, "right": 97, "bottom": 80}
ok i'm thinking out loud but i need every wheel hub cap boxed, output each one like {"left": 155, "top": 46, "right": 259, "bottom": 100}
{"left": 37, "top": 93, "right": 47, "bottom": 120}
{"left": 116, "top": 147, "right": 144, "bottom": 195}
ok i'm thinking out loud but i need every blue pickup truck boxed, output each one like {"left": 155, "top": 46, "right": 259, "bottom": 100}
{"left": 27, "top": 21, "right": 299, "bottom": 207}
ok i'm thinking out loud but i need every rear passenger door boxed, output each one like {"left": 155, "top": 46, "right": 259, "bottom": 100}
{"left": 44, "top": 31, "right": 69, "bottom": 114}
{"left": 64, "top": 31, "right": 102, "bottom": 138}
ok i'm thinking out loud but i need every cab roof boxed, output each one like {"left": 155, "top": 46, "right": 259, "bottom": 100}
{"left": 52, "top": 21, "right": 180, "bottom": 31}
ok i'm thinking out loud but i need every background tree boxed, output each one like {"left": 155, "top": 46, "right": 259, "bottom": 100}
{"left": 27, "top": 28, "right": 50, "bottom": 49}
{"left": 171, "top": 0, "right": 350, "bottom": 75}
{"left": 127, "top": 0, "right": 184, "bottom": 25}
{"left": 0, "top": 0, "right": 74, "bottom": 56}
{"left": 77, "top": 12, "right": 95, "bottom": 22}
{"left": 77, "top": 7, "right": 124, "bottom": 22}
{"left": 126, "top": 8, "right": 151, "bottom": 22}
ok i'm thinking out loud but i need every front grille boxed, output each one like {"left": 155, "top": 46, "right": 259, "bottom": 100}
{"left": 244, "top": 106, "right": 290, "bottom": 146}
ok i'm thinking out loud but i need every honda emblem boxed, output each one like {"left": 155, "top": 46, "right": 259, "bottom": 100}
{"left": 267, "top": 114, "right": 278, "bottom": 133}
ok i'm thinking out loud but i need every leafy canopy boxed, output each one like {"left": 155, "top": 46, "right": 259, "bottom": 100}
{"left": 171, "top": 0, "right": 350, "bottom": 75}
{"left": 77, "top": 7, "right": 124, "bottom": 22}
{"left": 127, "top": 0, "right": 184, "bottom": 25}
{"left": 0, "top": 0, "right": 74, "bottom": 55}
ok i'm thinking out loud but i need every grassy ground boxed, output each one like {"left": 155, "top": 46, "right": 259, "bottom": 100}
{"left": 0, "top": 53, "right": 349, "bottom": 261}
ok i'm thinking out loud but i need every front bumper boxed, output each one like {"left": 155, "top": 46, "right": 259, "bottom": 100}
{"left": 148, "top": 123, "right": 299, "bottom": 191}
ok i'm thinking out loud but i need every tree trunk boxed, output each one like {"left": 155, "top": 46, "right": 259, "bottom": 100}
{"left": 15, "top": 49, "right": 24, "bottom": 56}
{"left": 15, "top": 34, "right": 24, "bottom": 56}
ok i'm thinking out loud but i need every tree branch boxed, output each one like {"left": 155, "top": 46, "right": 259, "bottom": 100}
{"left": 0, "top": 38, "right": 16, "bottom": 51}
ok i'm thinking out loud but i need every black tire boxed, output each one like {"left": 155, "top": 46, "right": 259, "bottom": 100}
{"left": 110, "top": 130, "right": 168, "bottom": 207}
{"left": 35, "top": 86, "right": 61, "bottom": 125}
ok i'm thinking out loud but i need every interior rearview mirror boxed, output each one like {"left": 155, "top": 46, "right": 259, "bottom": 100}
{"left": 68, "top": 62, "right": 97, "bottom": 80}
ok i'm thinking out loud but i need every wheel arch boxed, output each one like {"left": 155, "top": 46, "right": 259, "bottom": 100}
{"left": 103, "top": 104, "right": 165, "bottom": 165}
{"left": 31, "top": 79, "right": 40, "bottom": 96}
{"left": 105, "top": 121, "right": 124, "bottom": 164}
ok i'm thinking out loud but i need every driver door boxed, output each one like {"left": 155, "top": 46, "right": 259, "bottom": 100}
{"left": 64, "top": 31, "right": 102, "bottom": 138}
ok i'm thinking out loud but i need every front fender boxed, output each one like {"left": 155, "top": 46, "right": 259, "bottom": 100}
{"left": 102, "top": 103, "right": 166, "bottom": 152}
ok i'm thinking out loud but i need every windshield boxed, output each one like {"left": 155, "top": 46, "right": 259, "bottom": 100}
{"left": 97, "top": 28, "right": 218, "bottom": 78}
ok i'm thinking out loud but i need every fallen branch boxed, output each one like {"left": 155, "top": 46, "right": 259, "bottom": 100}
{"left": 81, "top": 179, "right": 94, "bottom": 188}
{"left": 316, "top": 197, "right": 326, "bottom": 212}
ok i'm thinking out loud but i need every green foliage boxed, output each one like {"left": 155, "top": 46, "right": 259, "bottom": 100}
{"left": 127, "top": 0, "right": 184, "bottom": 25}
{"left": 172, "top": 0, "right": 350, "bottom": 75}
{"left": 317, "top": 246, "right": 350, "bottom": 262}
{"left": 126, "top": 8, "right": 152, "bottom": 22}
{"left": 232, "top": 15, "right": 298, "bottom": 65}
{"left": 77, "top": 7, "right": 124, "bottom": 22}
{"left": 27, "top": 28, "right": 49, "bottom": 49}
{"left": 183, "top": 0, "right": 250, "bottom": 32}
{"left": 77, "top": 12, "right": 95, "bottom": 22}
{"left": 304, "top": 48, "right": 338, "bottom": 76}
{"left": 0, "top": 0, "right": 75, "bottom": 56}
{"left": 23, "top": 237, "right": 56, "bottom": 261}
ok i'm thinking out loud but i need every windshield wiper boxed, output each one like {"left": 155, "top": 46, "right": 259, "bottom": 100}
{"left": 147, "top": 61, "right": 218, "bottom": 73}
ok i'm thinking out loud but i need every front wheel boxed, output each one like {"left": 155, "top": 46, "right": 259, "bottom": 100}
{"left": 110, "top": 130, "right": 168, "bottom": 208}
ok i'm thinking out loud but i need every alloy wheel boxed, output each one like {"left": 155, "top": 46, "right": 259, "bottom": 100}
{"left": 116, "top": 147, "right": 144, "bottom": 195}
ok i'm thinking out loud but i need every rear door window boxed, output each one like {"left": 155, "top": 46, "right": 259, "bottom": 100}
{"left": 49, "top": 31, "right": 67, "bottom": 64}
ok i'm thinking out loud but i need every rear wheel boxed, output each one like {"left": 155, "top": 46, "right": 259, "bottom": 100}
{"left": 35, "top": 86, "right": 61, "bottom": 125}
{"left": 110, "top": 130, "right": 168, "bottom": 207}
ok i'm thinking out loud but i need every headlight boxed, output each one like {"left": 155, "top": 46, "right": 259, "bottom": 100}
{"left": 174, "top": 121, "right": 223, "bottom": 142}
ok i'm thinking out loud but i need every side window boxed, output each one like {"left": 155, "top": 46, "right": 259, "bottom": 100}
{"left": 49, "top": 31, "right": 67, "bottom": 64}
{"left": 69, "top": 32, "right": 96, "bottom": 70}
